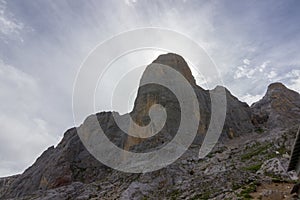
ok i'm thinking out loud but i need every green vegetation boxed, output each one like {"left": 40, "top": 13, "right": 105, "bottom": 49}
{"left": 232, "top": 183, "right": 241, "bottom": 190}
{"left": 265, "top": 151, "right": 277, "bottom": 160}
{"left": 264, "top": 172, "right": 282, "bottom": 182}
{"left": 242, "top": 163, "right": 262, "bottom": 172}
{"left": 206, "top": 152, "right": 214, "bottom": 158}
{"left": 237, "top": 181, "right": 258, "bottom": 200}
{"left": 241, "top": 143, "right": 271, "bottom": 161}
{"left": 277, "top": 145, "right": 287, "bottom": 155}
{"left": 190, "top": 192, "right": 210, "bottom": 200}
{"left": 169, "top": 189, "right": 181, "bottom": 200}
{"left": 255, "top": 127, "right": 264, "bottom": 134}
{"left": 189, "top": 189, "right": 220, "bottom": 200}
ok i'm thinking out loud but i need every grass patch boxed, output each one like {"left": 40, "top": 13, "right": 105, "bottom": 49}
{"left": 241, "top": 144, "right": 271, "bottom": 161}
{"left": 206, "top": 152, "right": 214, "bottom": 158}
{"left": 232, "top": 183, "right": 241, "bottom": 190}
{"left": 169, "top": 189, "right": 181, "bottom": 200}
{"left": 277, "top": 145, "right": 287, "bottom": 155}
{"left": 190, "top": 192, "right": 210, "bottom": 200}
{"left": 255, "top": 127, "right": 264, "bottom": 134}
{"left": 237, "top": 181, "right": 258, "bottom": 199}
{"left": 265, "top": 172, "right": 283, "bottom": 182}
{"left": 242, "top": 163, "right": 262, "bottom": 172}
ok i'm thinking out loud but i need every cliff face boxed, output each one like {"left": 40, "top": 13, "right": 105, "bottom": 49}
{"left": 222, "top": 87, "right": 254, "bottom": 138}
{"left": 2, "top": 53, "right": 299, "bottom": 199}
{"left": 3, "top": 127, "right": 107, "bottom": 197}
{"left": 2, "top": 112, "right": 128, "bottom": 198}
{"left": 251, "top": 82, "right": 300, "bottom": 130}
{"left": 128, "top": 53, "right": 254, "bottom": 150}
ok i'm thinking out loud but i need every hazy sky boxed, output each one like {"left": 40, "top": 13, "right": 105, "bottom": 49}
{"left": 0, "top": 0, "right": 300, "bottom": 177}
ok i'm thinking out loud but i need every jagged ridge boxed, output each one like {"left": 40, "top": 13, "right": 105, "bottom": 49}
{"left": 1, "top": 53, "right": 300, "bottom": 199}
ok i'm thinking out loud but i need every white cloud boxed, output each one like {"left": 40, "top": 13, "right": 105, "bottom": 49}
{"left": 0, "top": 60, "right": 57, "bottom": 176}
{"left": 234, "top": 60, "right": 271, "bottom": 80}
{"left": 259, "top": 61, "right": 270, "bottom": 72}
{"left": 0, "top": 0, "right": 299, "bottom": 177}
{"left": 289, "top": 77, "right": 300, "bottom": 94}
{"left": 0, "top": 0, "right": 24, "bottom": 41}
{"left": 286, "top": 69, "right": 300, "bottom": 78}
{"left": 234, "top": 65, "right": 256, "bottom": 79}
{"left": 243, "top": 58, "right": 250, "bottom": 65}
{"left": 240, "top": 93, "right": 263, "bottom": 106}
{"left": 267, "top": 70, "right": 277, "bottom": 80}
{"left": 285, "top": 70, "right": 300, "bottom": 94}
{"left": 124, "top": 0, "right": 137, "bottom": 6}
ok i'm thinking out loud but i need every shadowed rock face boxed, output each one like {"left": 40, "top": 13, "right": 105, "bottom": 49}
{"left": 251, "top": 82, "right": 300, "bottom": 130}
{"left": 1, "top": 53, "right": 256, "bottom": 198}
{"left": 1, "top": 112, "right": 129, "bottom": 198}
{"left": 2, "top": 127, "right": 109, "bottom": 198}
{"left": 221, "top": 87, "right": 254, "bottom": 138}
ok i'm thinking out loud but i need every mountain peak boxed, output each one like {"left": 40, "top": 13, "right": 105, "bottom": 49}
{"left": 153, "top": 53, "right": 186, "bottom": 64}
{"left": 152, "top": 53, "right": 196, "bottom": 86}
{"left": 5, "top": 55, "right": 300, "bottom": 199}
{"left": 265, "top": 82, "right": 299, "bottom": 98}
{"left": 251, "top": 82, "right": 300, "bottom": 129}
{"left": 267, "top": 82, "right": 287, "bottom": 91}
{"left": 212, "top": 85, "right": 230, "bottom": 93}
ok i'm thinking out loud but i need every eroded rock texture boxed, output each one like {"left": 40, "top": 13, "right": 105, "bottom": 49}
{"left": 1, "top": 53, "right": 300, "bottom": 200}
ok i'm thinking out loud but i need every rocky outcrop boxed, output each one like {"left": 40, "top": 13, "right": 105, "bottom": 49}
{"left": 2, "top": 112, "right": 127, "bottom": 198}
{"left": 0, "top": 175, "right": 18, "bottom": 198}
{"left": 129, "top": 53, "right": 254, "bottom": 149}
{"left": 221, "top": 87, "right": 254, "bottom": 138}
{"left": 1, "top": 53, "right": 256, "bottom": 199}
{"left": 152, "top": 53, "right": 197, "bottom": 86}
{"left": 3, "top": 54, "right": 300, "bottom": 199}
{"left": 251, "top": 82, "right": 300, "bottom": 130}
{"left": 257, "top": 158, "right": 292, "bottom": 180}
{"left": 4, "top": 128, "right": 299, "bottom": 200}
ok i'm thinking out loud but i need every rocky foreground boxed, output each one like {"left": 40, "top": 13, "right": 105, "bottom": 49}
{"left": 1, "top": 53, "right": 300, "bottom": 200}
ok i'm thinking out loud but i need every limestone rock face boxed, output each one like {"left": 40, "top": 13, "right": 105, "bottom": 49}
{"left": 128, "top": 53, "right": 199, "bottom": 151}
{"left": 221, "top": 87, "right": 254, "bottom": 138}
{"left": 0, "top": 175, "right": 18, "bottom": 198}
{"left": 129, "top": 53, "right": 254, "bottom": 149}
{"left": 152, "top": 53, "right": 197, "bottom": 86}
{"left": 257, "top": 158, "right": 290, "bottom": 179}
{"left": 251, "top": 82, "right": 300, "bottom": 130}
{"left": 1, "top": 53, "right": 257, "bottom": 199}
{"left": 2, "top": 112, "right": 126, "bottom": 198}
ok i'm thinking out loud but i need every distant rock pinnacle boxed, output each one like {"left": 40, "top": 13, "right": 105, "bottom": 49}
{"left": 251, "top": 82, "right": 300, "bottom": 129}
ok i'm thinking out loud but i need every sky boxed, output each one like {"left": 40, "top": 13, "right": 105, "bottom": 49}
{"left": 0, "top": 0, "right": 300, "bottom": 177}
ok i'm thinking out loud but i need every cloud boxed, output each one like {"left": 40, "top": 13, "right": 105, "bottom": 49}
{"left": 0, "top": 0, "right": 24, "bottom": 41}
{"left": 285, "top": 69, "right": 300, "bottom": 93}
{"left": 267, "top": 70, "right": 277, "bottom": 80}
{"left": 240, "top": 93, "right": 263, "bottom": 106}
{"left": 243, "top": 58, "right": 250, "bottom": 65}
{"left": 234, "top": 60, "right": 271, "bottom": 80}
{"left": 0, "top": 0, "right": 300, "bottom": 177}
{"left": 124, "top": 0, "right": 138, "bottom": 6}
{"left": 289, "top": 77, "right": 300, "bottom": 94}
{"left": 234, "top": 65, "right": 256, "bottom": 79}
{"left": 0, "top": 60, "right": 57, "bottom": 176}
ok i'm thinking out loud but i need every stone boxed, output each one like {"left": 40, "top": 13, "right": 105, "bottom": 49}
{"left": 257, "top": 158, "right": 290, "bottom": 179}
{"left": 251, "top": 82, "right": 300, "bottom": 130}
{"left": 1, "top": 54, "right": 300, "bottom": 199}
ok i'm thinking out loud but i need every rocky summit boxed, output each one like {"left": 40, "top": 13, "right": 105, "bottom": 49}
{"left": 251, "top": 82, "right": 300, "bottom": 130}
{"left": 1, "top": 53, "right": 300, "bottom": 200}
